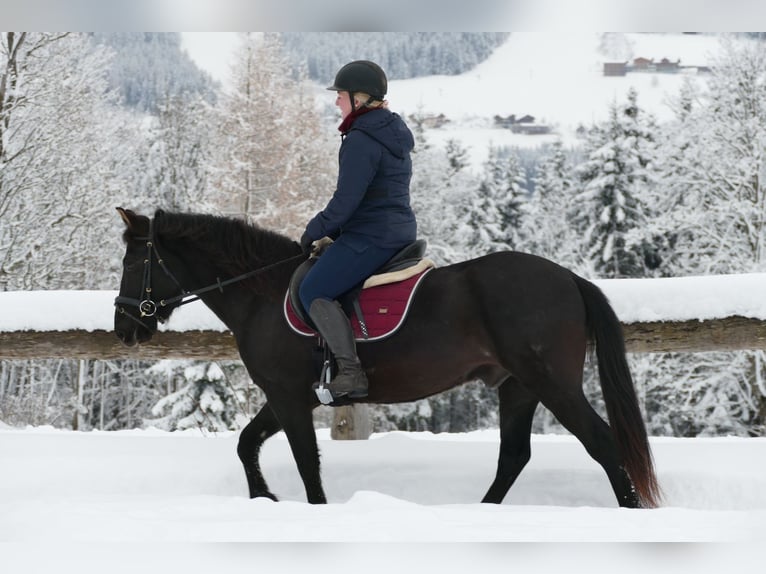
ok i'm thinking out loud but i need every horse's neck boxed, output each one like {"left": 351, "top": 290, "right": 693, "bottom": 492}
{"left": 166, "top": 235, "right": 293, "bottom": 333}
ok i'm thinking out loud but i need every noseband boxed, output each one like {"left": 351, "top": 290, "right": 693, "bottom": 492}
{"left": 115, "top": 217, "right": 306, "bottom": 333}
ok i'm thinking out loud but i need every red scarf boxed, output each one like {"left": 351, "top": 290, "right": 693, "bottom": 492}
{"left": 338, "top": 106, "right": 378, "bottom": 134}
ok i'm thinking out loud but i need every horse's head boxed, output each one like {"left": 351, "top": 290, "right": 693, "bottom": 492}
{"left": 114, "top": 207, "right": 182, "bottom": 346}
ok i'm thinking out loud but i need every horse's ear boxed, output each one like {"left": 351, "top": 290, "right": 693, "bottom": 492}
{"left": 116, "top": 207, "right": 137, "bottom": 229}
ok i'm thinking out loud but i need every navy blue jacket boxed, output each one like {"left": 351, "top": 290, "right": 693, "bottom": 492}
{"left": 304, "top": 108, "right": 417, "bottom": 249}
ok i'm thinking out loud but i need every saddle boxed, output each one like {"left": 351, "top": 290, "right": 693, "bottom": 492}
{"left": 285, "top": 239, "right": 434, "bottom": 341}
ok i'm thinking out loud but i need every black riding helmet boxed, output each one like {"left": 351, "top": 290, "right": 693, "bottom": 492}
{"left": 327, "top": 60, "right": 388, "bottom": 102}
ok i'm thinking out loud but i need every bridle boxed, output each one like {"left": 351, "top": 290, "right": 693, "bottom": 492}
{"left": 114, "top": 217, "right": 305, "bottom": 333}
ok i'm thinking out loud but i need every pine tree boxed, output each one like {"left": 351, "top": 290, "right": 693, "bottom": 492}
{"left": 146, "top": 361, "right": 248, "bottom": 432}
{"left": 141, "top": 95, "right": 216, "bottom": 211}
{"left": 522, "top": 140, "right": 578, "bottom": 265}
{"left": 571, "top": 88, "right": 658, "bottom": 279}
{"left": 644, "top": 77, "right": 709, "bottom": 276}
{"left": 410, "top": 136, "right": 477, "bottom": 264}
{"left": 464, "top": 145, "right": 527, "bottom": 258}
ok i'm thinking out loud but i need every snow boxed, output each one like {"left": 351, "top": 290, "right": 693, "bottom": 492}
{"left": 394, "top": 33, "right": 715, "bottom": 124}
{"left": 3, "top": 271, "right": 766, "bottom": 333}
{"left": 392, "top": 32, "right": 723, "bottom": 167}
{"left": 1, "top": 427, "right": 763, "bottom": 548}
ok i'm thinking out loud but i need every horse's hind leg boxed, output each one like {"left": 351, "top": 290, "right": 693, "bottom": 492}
{"left": 539, "top": 389, "right": 639, "bottom": 508}
{"left": 482, "top": 377, "right": 539, "bottom": 503}
{"left": 237, "top": 403, "right": 282, "bottom": 500}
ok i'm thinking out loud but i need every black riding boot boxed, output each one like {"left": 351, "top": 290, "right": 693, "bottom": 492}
{"left": 308, "top": 298, "right": 368, "bottom": 399}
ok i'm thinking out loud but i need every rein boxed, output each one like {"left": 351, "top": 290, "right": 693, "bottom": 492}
{"left": 115, "top": 218, "right": 306, "bottom": 330}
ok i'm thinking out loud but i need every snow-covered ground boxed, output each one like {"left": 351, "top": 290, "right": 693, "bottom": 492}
{"left": 1, "top": 427, "right": 763, "bottom": 542}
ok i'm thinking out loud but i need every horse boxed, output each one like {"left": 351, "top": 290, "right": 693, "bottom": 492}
{"left": 114, "top": 207, "right": 661, "bottom": 508}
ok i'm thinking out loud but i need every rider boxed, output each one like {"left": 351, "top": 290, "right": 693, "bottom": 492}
{"left": 299, "top": 60, "right": 417, "bottom": 400}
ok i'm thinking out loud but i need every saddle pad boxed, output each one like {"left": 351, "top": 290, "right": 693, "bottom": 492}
{"left": 284, "top": 269, "right": 431, "bottom": 341}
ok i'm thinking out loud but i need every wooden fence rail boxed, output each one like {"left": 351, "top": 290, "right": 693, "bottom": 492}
{"left": 2, "top": 315, "right": 766, "bottom": 361}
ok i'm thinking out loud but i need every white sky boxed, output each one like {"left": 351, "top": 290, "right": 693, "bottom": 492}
{"left": 181, "top": 32, "right": 241, "bottom": 86}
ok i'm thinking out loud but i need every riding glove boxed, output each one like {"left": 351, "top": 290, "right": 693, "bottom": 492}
{"left": 300, "top": 231, "right": 313, "bottom": 254}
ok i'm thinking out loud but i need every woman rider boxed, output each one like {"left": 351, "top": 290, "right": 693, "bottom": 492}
{"left": 299, "top": 60, "right": 417, "bottom": 401}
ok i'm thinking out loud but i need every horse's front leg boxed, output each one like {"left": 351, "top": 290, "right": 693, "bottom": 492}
{"left": 237, "top": 402, "right": 282, "bottom": 500}
{"left": 268, "top": 393, "right": 327, "bottom": 504}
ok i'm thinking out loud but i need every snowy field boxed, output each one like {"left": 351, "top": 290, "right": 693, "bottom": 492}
{"left": 1, "top": 427, "right": 764, "bottom": 541}
{"left": 1, "top": 426, "right": 764, "bottom": 571}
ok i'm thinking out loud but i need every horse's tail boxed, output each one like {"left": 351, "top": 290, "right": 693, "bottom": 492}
{"left": 572, "top": 273, "right": 662, "bottom": 508}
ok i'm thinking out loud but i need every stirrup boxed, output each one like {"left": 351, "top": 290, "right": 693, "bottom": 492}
{"left": 314, "top": 358, "right": 334, "bottom": 405}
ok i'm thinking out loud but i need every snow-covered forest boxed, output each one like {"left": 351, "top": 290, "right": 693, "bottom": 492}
{"left": 279, "top": 32, "right": 510, "bottom": 80}
{"left": 2, "top": 32, "right": 766, "bottom": 438}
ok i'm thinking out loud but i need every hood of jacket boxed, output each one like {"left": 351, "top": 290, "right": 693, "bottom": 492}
{"left": 345, "top": 108, "right": 414, "bottom": 160}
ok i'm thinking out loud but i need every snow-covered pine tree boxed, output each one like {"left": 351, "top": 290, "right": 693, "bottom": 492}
{"left": 146, "top": 361, "right": 249, "bottom": 432}
{"left": 141, "top": 95, "right": 216, "bottom": 212}
{"left": 642, "top": 77, "right": 709, "bottom": 276}
{"left": 566, "top": 89, "right": 660, "bottom": 428}
{"left": 410, "top": 136, "right": 477, "bottom": 264}
{"left": 522, "top": 139, "right": 578, "bottom": 266}
{"left": 571, "top": 88, "right": 658, "bottom": 279}
{"left": 463, "top": 145, "right": 527, "bottom": 258}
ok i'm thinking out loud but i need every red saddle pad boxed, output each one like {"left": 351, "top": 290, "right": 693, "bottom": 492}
{"left": 284, "top": 269, "right": 431, "bottom": 342}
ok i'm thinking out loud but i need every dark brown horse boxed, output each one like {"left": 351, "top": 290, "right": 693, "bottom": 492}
{"left": 114, "top": 208, "right": 661, "bottom": 508}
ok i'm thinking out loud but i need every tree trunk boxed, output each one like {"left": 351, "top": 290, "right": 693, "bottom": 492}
{"left": 73, "top": 359, "right": 87, "bottom": 430}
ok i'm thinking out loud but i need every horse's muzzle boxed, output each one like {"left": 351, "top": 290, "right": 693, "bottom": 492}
{"left": 114, "top": 307, "right": 156, "bottom": 346}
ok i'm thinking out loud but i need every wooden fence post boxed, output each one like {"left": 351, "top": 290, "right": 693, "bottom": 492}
{"left": 331, "top": 404, "right": 372, "bottom": 440}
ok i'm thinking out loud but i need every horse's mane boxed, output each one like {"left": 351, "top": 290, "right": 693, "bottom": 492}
{"left": 154, "top": 210, "right": 302, "bottom": 287}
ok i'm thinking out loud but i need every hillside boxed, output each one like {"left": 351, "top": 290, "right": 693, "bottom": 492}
{"left": 390, "top": 33, "right": 725, "bottom": 160}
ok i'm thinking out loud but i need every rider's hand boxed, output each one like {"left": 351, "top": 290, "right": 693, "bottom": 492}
{"left": 313, "top": 236, "right": 334, "bottom": 256}
{"left": 300, "top": 231, "right": 313, "bottom": 254}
